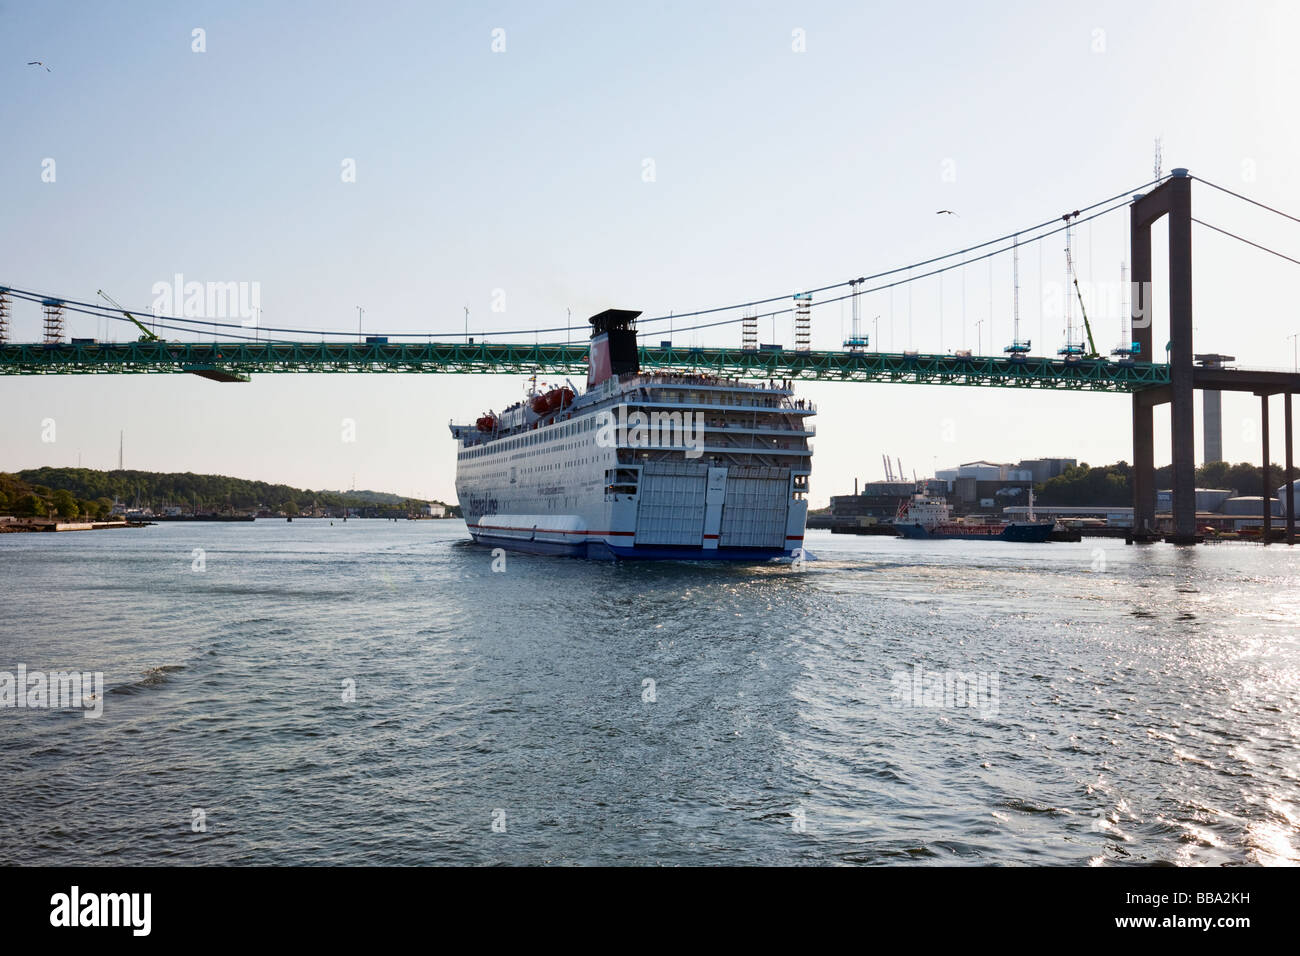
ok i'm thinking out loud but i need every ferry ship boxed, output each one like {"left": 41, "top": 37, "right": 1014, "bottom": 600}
{"left": 449, "top": 309, "right": 814, "bottom": 560}
{"left": 893, "top": 489, "right": 1054, "bottom": 542}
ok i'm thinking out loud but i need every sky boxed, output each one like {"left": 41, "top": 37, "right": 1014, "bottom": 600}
{"left": 3, "top": 0, "right": 1299, "bottom": 506}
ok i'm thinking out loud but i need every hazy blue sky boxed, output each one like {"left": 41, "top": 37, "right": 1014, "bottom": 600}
{"left": 3, "top": 1, "right": 1299, "bottom": 505}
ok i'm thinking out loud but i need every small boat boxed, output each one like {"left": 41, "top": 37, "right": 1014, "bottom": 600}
{"left": 893, "top": 488, "right": 1054, "bottom": 542}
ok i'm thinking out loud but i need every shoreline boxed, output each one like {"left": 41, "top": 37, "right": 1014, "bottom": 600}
{"left": 0, "top": 518, "right": 151, "bottom": 533}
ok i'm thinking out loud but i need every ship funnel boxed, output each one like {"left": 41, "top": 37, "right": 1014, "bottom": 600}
{"left": 587, "top": 309, "right": 641, "bottom": 387}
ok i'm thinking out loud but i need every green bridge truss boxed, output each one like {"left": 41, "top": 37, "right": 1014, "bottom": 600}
{"left": 0, "top": 340, "right": 1171, "bottom": 391}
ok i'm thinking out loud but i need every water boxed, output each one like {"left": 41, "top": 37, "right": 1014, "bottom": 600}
{"left": 2, "top": 521, "right": 1298, "bottom": 865}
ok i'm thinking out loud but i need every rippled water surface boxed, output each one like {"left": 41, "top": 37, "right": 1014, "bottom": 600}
{"left": 2, "top": 521, "right": 1298, "bottom": 865}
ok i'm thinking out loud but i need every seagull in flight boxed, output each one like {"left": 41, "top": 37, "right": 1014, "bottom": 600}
{"left": 27, "top": 60, "right": 51, "bottom": 71}
{"left": 935, "top": 209, "right": 959, "bottom": 217}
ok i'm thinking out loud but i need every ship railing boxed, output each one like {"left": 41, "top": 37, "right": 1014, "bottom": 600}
{"left": 623, "top": 372, "right": 782, "bottom": 390}
{"left": 620, "top": 389, "right": 816, "bottom": 414}
{"left": 700, "top": 419, "right": 816, "bottom": 437}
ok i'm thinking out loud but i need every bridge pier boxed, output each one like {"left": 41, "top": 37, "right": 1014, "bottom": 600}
{"left": 1130, "top": 193, "right": 1156, "bottom": 536}
{"left": 1287, "top": 393, "right": 1295, "bottom": 545}
{"left": 1130, "top": 171, "right": 1197, "bottom": 543}
{"left": 1131, "top": 391, "right": 1158, "bottom": 534}
{"left": 1261, "top": 394, "right": 1272, "bottom": 543}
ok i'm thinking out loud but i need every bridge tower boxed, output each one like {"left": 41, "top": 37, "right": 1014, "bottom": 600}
{"left": 0, "top": 288, "right": 10, "bottom": 344}
{"left": 1130, "top": 169, "right": 1195, "bottom": 542}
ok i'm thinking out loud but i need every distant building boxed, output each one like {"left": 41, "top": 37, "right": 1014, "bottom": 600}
{"left": 1275, "top": 479, "right": 1300, "bottom": 505}
{"left": 1016, "top": 458, "right": 1077, "bottom": 484}
{"left": 936, "top": 460, "right": 1006, "bottom": 482}
{"left": 1222, "top": 496, "right": 1282, "bottom": 517}
{"left": 859, "top": 481, "right": 916, "bottom": 497}
{"left": 1156, "top": 489, "right": 1234, "bottom": 513}
{"left": 1003, "top": 504, "right": 1134, "bottom": 526}
{"left": 424, "top": 503, "right": 446, "bottom": 517}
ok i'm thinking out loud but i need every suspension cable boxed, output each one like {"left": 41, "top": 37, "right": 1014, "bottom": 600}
{"left": 0, "top": 179, "right": 1161, "bottom": 343}
{"left": 1191, "top": 218, "right": 1300, "bottom": 267}
{"left": 1193, "top": 177, "right": 1300, "bottom": 225}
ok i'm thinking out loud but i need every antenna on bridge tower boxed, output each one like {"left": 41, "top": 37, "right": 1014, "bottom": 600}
{"left": 1064, "top": 219, "right": 1075, "bottom": 348}
{"left": 1012, "top": 236, "right": 1020, "bottom": 342}
{"left": 741, "top": 306, "right": 757, "bottom": 351}
{"left": 844, "top": 280, "right": 868, "bottom": 351}
{"left": 1059, "top": 211, "right": 1099, "bottom": 359}
{"left": 1111, "top": 261, "right": 1136, "bottom": 360}
{"left": 1003, "top": 235, "right": 1031, "bottom": 358}
{"left": 1058, "top": 216, "right": 1086, "bottom": 359}
{"left": 1153, "top": 137, "right": 1163, "bottom": 180}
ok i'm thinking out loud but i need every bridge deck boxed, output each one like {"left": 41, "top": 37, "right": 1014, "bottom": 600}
{"left": 0, "top": 341, "right": 1173, "bottom": 391}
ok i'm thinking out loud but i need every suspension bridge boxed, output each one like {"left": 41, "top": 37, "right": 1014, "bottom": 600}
{"left": 0, "top": 339, "right": 1171, "bottom": 390}
{"left": 2, "top": 168, "right": 1298, "bottom": 544}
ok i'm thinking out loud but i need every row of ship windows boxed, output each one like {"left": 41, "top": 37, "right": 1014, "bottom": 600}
{"left": 462, "top": 439, "right": 606, "bottom": 468}
{"left": 461, "top": 415, "right": 601, "bottom": 460}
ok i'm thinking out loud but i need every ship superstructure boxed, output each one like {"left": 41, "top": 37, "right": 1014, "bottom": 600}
{"left": 449, "top": 309, "right": 814, "bottom": 559}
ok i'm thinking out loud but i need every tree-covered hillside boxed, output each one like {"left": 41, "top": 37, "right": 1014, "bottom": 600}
{"left": 1, "top": 468, "right": 459, "bottom": 519}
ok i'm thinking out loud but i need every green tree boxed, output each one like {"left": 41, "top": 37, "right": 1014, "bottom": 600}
{"left": 13, "top": 493, "right": 44, "bottom": 517}
{"left": 51, "top": 488, "right": 79, "bottom": 519}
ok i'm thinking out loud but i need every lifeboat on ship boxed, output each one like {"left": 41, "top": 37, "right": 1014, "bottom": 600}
{"left": 530, "top": 386, "right": 575, "bottom": 415}
{"left": 476, "top": 413, "right": 497, "bottom": 432}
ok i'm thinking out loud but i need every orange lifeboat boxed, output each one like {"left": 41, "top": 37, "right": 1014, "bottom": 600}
{"left": 538, "top": 387, "right": 574, "bottom": 412}
{"left": 529, "top": 393, "right": 550, "bottom": 414}
{"left": 476, "top": 414, "right": 496, "bottom": 432}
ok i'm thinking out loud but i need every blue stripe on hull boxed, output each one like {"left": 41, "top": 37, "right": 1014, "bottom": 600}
{"left": 469, "top": 533, "right": 791, "bottom": 562}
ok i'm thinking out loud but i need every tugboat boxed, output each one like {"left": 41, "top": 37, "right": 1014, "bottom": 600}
{"left": 894, "top": 487, "right": 1054, "bottom": 542}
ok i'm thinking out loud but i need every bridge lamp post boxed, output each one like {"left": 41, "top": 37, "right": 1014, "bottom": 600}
{"left": 1288, "top": 332, "right": 1298, "bottom": 373}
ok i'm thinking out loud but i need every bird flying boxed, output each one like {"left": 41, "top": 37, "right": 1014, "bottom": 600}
{"left": 27, "top": 60, "right": 51, "bottom": 71}
{"left": 935, "top": 209, "right": 959, "bottom": 217}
